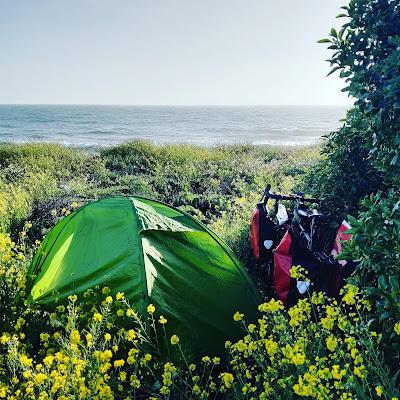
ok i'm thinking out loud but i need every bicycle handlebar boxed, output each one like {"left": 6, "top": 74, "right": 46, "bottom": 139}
{"left": 263, "top": 184, "right": 320, "bottom": 205}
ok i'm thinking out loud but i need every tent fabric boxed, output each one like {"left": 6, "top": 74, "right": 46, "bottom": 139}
{"left": 26, "top": 196, "right": 260, "bottom": 358}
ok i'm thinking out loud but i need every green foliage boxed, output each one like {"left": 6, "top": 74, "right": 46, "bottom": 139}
{"left": 305, "top": 108, "right": 383, "bottom": 218}
{"left": 0, "top": 141, "right": 320, "bottom": 270}
{"left": 0, "top": 143, "right": 109, "bottom": 234}
{"left": 101, "top": 141, "right": 318, "bottom": 221}
{"left": 341, "top": 190, "right": 400, "bottom": 363}
{"left": 321, "top": 0, "right": 400, "bottom": 183}
{"left": 310, "top": 0, "right": 400, "bottom": 213}
{"left": 316, "top": 0, "right": 400, "bottom": 370}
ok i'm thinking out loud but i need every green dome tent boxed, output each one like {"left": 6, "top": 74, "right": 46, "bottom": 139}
{"left": 26, "top": 196, "right": 260, "bottom": 358}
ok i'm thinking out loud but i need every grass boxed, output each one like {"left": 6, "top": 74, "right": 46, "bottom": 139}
{"left": 0, "top": 141, "right": 321, "bottom": 269}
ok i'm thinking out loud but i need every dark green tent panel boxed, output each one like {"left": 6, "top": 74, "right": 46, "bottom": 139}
{"left": 27, "top": 197, "right": 260, "bottom": 357}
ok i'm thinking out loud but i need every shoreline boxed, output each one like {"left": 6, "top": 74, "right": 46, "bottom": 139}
{"left": 0, "top": 104, "right": 344, "bottom": 150}
{"left": 0, "top": 138, "right": 323, "bottom": 153}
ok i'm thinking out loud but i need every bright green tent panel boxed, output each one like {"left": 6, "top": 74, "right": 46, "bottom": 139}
{"left": 27, "top": 196, "right": 260, "bottom": 357}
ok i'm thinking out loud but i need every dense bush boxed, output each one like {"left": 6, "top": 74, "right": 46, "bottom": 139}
{"left": 315, "top": 0, "right": 400, "bottom": 370}
{"left": 0, "top": 141, "right": 319, "bottom": 269}
{"left": 341, "top": 189, "right": 400, "bottom": 364}
{"left": 309, "top": 0, "right": 400, "bottom": 208}
{"left": 321, "top": 0, "right": 400, "bottom": 183}
{"left": 0, "top": 143, "right": 109, "bottom": 235}
{"left": 304, "top": 108, "right": 383, "bottom": 219}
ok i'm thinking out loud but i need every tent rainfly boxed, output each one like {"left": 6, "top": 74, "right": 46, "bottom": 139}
{"left": 27, "top": 197, "right": 260, "bottom": 358}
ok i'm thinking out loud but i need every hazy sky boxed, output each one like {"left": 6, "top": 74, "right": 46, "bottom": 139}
{"left": 0, "top": 0, "right": 351, "bottom": 105}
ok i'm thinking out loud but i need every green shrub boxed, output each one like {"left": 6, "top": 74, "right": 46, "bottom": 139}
{"left": 305, "top": 108, "right": 383, "bottom": 218}
{"left": 316, "top": 0, "right": 400, "bottom": 372}
{"left": 0, "top": 141, "right": 320, "bottom": 269}
{"left": 0, "top": 143, "right": 110, "bottom": 234}
{"left": 341, "top": 190, "right": 400, "bottom": 364}
{"left": 320, "top": 0, "right": 400, "bottom": 184}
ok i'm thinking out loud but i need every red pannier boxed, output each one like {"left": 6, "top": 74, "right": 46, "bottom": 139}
{"left": 273, "top": 220, "right": 352, "bottom": 305}
{"left": 273, "top": 230, "right": 293, "bottom": 304}
{"left": 250, "top": 204, "right": 276, "bottom": 263}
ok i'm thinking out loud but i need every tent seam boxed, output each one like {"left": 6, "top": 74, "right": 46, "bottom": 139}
{"left": 128, "top": 197, "right": 150, "bottom": 314}
{"left": 131, "top": 195, "right": 259, "bottom": 302}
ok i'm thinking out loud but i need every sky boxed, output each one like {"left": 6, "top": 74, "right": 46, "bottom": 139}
{"left": 0, "top": 0, "right": 351, "bottom": 106}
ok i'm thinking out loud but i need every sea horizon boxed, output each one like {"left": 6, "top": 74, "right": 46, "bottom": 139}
{"left": 0, "top": 104, "right": 347, "bottom": 148}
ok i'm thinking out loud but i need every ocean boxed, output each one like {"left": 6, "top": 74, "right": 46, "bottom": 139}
{"left": 0, "top": 105, "right": 346, "bottom": 147}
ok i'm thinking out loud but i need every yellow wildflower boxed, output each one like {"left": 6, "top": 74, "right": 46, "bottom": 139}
{"left": 220, "top": 372, "right": 234, "bottom": 388}
{"left": 68, "top": 294, "right": 77, "bottom": 302}
{"left": 127, "top": 329, "right": 136, "bottom": 341}
{"left": 326, "top": 335, "right": 338, "bottom": 352}
{"left": 35, "top": 373, "right": 47, "bottom": 385}
{"left": 115, "top": 292, "right": 124, "bottom": 300}
{"left": 233, "top": 311, "right": 244, "bottom": 321}
{"left": 0, "top": 334, "right": 9, "bottom": 345}
{"left": 70, "top": 329, "right": 80, "bottom": 344}
{"left": 332, "top": 365, "right": 346, "bottom": 380}
{"left": 341, "top": 284, "right": 358, "bottom": 305}
{"left": 93, "top": 312, "right": 103, "bottom": 323}
{"left": 114, "top": 359, "right": 125, "bottom": 368}
{"left": 170, "top": 335, "right": 179, "bottom": 345}
{"left": 147, "top": 303, "right": 155, "bottom": 314}
{"left": 292, "top": 353, "right": 306, "bottom": 366}
{"left": 258, "top": 298, "right": 284, "bottom": 313}
{"left": 20, "top": 354, "right": 33, "bottom": 368}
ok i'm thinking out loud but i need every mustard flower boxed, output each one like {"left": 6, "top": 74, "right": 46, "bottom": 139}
{"left": 114, "top": 359, "right": 125, "bottom": 368}
{"left": 220, "top": 372, "right": 234, "bottom": 388}
{"left": 258, "top": 298, "right": 284, "bottom": 313}
{"left": 126, "top": 329, "right": 136, "bottom": 341}
{"left": 147, "top": 303, "right": 155, "bottom": 314}
{"left": 326, "top": 335, "right": 338, "bottom": 352}
{"left": 93, "top": 312, "right": 103, "bottom": 323}
{"left": 68, "top": 294, "right": 77, "bottom": 302}
{"left": 233, "top": 311, "right": 244, "bottom": 321}
{"left": 115, "top": 292, "right": 124, "bottom": 301}
{"left": 35, "top": 373, "right": 48, "bottom": 385}
{"left": 105, "top": 295, "right": 113, "bottom": 303}
{"left": 332, "top": 365, "right": 346, "bottom": 380}
{"left": 19, "top": 354, "right": 33, "bottom": 368}
{"left": 170, "top": 335, "right": 179, "bottom": 345}
{"left": 70, "top": 329, "right": 81, "bottom": 344}
{"left": 0, "top": 334, "right": 9, "bottom": 345}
